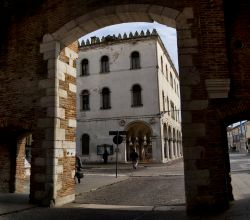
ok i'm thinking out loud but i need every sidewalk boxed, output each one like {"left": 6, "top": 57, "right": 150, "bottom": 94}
{"left": 1, "top": 194, "right": 250, "bottom": 219}
{"left": 0, "top": 193, "right": 35, "bottom": 216}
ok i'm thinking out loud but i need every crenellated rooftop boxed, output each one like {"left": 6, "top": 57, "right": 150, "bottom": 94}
{"left": 78, "top": 28, "right": 179, "bottom": 75}
{"left": 79, "top": 29, "right": 158, "bottom": 47}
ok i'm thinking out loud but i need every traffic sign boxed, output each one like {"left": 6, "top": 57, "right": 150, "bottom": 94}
{"left": 109, "top": 130, "right": 127, "bottom": 135}
{"left": 109, "top": 130, "right": 126, "bottom": 179}
{"left": 109, "top": 131, "right": 118, "bottom": 135}
{"left": 113, "top": 135, "right": 123, "bottom": 144}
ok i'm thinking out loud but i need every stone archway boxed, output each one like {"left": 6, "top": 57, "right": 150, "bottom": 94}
{"left": 3, "top": 0, "right": 250, "bottom": 217}
{"left": 0, "top": 118, "right": 32, "bottom": 194}
{"left": 210, "top": 101, "right": 250, "bottom": 203}
{"left": 0, "top": 0, "right": 237, "bottom": 214}
{"left": 37, "top": 3, "right": 197, "bottom": 207}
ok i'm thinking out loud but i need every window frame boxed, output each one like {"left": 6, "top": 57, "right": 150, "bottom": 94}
{"left": 160, "top": 56, "right": 163, "bottom": 73}
{"left": 170, "top": 73, "right": 173, "bottom": 88}
{"left": 81, "top": 133, "right": 90, "bottom": 155}
{"left": 81, "top": 90, "right": 90, "bottom": 111}
{"left": 81, "top": 58, "right": 89, "bottom": 76}
{"left": 170, "top": 101, "right": 175, "bottom": 119}
{"left": 130, "top": 51, "right": 141, "bottom": 70}
{"left": 162, "top": 91, "right": 165, "bottom": 112}
{"left": 165, "top": 64, "right": 169, "bottom": 81}
{"left": 131, "top": 84, "right": 143, "bottom": 107}
{"left": 101, "top": 87, "right": 111, "bottom": 109}
{"left": 100, "top": 55, "right": 110, "bottom": 73}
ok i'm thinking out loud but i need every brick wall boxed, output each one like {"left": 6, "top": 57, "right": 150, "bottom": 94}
{"left": 15, "top": 136, "right": 26, "bottom": 193}
{"left": 0, "top": 142, "right": 12, "bottom": 192}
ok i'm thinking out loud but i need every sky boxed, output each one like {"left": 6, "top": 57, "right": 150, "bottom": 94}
{"left": 78, "top": 22, "right": 179, "bottom": 70}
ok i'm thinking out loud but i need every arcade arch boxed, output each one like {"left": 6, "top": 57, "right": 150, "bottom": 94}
{"left": 163, "top": 123, "right": 182, "bottom": 161}
{"left": 125, "top": 121, "right": 153, "bottom": 162}
{"left": 39, "top": 3, "right": 193, "bottom": 206}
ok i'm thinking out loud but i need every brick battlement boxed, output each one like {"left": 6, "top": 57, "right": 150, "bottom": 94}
{"left": 79, "top": 29, "right": 158, "bottom": 48}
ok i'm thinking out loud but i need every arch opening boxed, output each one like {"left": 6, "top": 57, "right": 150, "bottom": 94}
{"left": 125, "top": 121, "right": 153, "bottom": 162}
{"left": 0, "top": 128, "right": 32, "bottom": 196}
{"left": 36, "top": 1, "right": 195, "bottom": 209}
{"left": 226, "top": 119, "right": 250, "bottom": 202}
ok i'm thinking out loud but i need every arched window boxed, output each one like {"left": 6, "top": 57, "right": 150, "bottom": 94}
{"left": 100, "top": 56, "right": 109, "bottom": 73}
{"left": 170, "top": 101, "right": 175, "bottom": 119}
{"left": 132, "top": 84, "right": 142, "bottom": 107}
{"left": 131, "top": 51, "right": 140, "bottom": 69}
{"left": 101, "top": 87, "right": 111, "bottom": 109}
{"left": 81, "top": 59, "right": 89, "bottom": 76}
{"left": 162, "top": 91, "right": 165, "bottom": 112}
{"left": 174, "top": 106, "right": 177, "bottom": 121}
{"left": 170, "top": 73, "right": 173, "bottom": 88}
{"left": 81, "top": 90, "right": 90, "bottom": 111}
{"left": 81, "top": 134, "right": 90, "bottom": 155}
{"left": 161, "top": 56, "right": 163, "bottom": 73}
{"left": 167, "top": 96, "right": 170, "bottom": 116}
{"left": 165, "top": 65, "right": 168, "bottom": 81}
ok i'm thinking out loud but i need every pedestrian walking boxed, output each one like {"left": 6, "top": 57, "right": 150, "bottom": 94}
{"left": 75, "top": 154, "right": 84, "bottom": 183}
{"left": 130, "top": 149, "right": 139, "bottom": 169}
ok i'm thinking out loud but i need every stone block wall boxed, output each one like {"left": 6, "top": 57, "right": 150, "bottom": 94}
{"left": 56, "top": 43, "right": 78, "bottom": 201}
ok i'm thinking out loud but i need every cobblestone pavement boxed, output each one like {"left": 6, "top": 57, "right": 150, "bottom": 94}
{"left": 75, "top": 175, "right": 185, "bottom": 206}
{"left": 75, "top": 158, "right": 185, "bottom": 206}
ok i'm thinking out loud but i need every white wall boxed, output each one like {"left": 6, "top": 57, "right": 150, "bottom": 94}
{"left": 77, "top": 39, "right": 159, "bottom": 119}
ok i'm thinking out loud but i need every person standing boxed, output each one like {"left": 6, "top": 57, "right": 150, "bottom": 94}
{"left": 103, "top": 148, "right": 109, "bottom": 164}
{"left": 130, "top": 149, "right": 139, "bottom": 169}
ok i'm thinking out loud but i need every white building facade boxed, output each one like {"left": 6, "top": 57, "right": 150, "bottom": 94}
{"left": 227, "top": 121, "right": 250, "bottom": 153}
{"left": 76, "top": 30, "right": 182, "bottom": 163}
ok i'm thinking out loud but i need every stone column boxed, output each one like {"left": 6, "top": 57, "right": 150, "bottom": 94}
{"left": 169, "top": 139, "right": 173, "bottom": 159}
{"left": 32, "top": 39, "right": 78, "bottom": 207}
{"left": 166, "top": 139, "right": 170, "bottom": 160}
{"left": 119, "top": 141, "right": 127, "bottom": 163}
{"left": 173, "top": 140, "right": 176, "bottom": 158}
{"left": 176, "top": 140, "right": 180, "bottom": 157}
{"left": 175, "top": 140, "right": 178, "bottom": 158}
{"left": 177, "top": 5, "right": 231, "bottom": 213}
{"left": 162, "top": 138, "right": 166, "bottom": 161}
{"left": 151, "top": 136, "right": 158, "bottom": 162}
